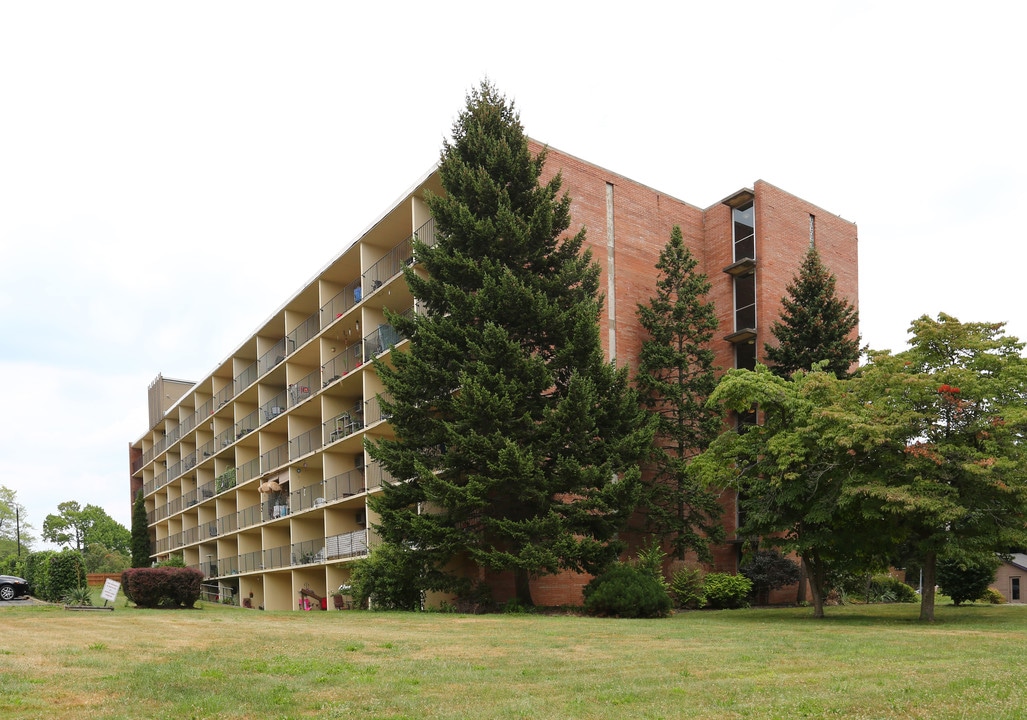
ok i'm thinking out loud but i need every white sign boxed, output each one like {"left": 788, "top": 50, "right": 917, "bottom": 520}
{"left": 101, "top": 578, "right": 121, "bottom": 603}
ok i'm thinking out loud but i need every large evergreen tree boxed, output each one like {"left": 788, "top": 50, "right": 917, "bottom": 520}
{"left": 634, "top": 226, "right": 724, "bottom": 560}
{"left": 764, "top": 245, "right": 859, "bottom": 378}
{"left": 367, "top": 82, "right": 652, "bottom": 607}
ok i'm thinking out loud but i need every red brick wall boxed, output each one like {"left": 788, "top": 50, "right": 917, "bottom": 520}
{"left": 461, "top": 146, "right": 860, "bottom": 606}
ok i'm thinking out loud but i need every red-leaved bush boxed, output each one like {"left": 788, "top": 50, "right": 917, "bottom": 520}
{"left": 121, "top": 567, "right": 204, "bottom": 608}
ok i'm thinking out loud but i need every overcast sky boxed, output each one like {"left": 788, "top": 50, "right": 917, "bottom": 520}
{"left": 2, "top": 1, "right": 1024, "bottom": 538}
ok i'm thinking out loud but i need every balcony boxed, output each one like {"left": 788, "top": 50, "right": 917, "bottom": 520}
{"left": 321, "top": 340, "right": 363, "bottom": 387}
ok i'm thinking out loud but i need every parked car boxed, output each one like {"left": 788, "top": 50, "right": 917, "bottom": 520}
{"left": 0, "top": 575, "right": 30, "bottom": 601}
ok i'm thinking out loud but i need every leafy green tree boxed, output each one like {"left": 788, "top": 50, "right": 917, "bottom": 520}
{"left": 368, "top": 81, "right": 652, "bottom": 607}
{"left": 83, "top": 543, "right": 131, "bottom": 574}
{"left": 0, "top": 485, "right": 34, "bottom": 558}
{"left": 856, "top": 314, "right": 1027, "bottom": 621}
{"left": 694, "top": 364, "right": 902, "bottom": 618}
{"left": 764, "top": 245, "right": 860, "bottom": 378}
{"left": 131, "top": 491, "right": 151, "bottom": 567}
{"left": 634, "top": 226, "right": 724, "bottom": 560}
{"left": 936, "top": 553, "right": 1000, "bottom": 606}
{"left": 43, "top": 502, "right": 130, "bottom": 555}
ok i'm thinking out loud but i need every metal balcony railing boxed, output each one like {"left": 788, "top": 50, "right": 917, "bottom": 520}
{"left": 325, "top": 530, "right": 368, "bottom": 560}
{"left": 288, "top": 370, "right": 319, "bottom": 407}
{"left": 291, "top": 539, "right": 325, "bottom": 566}
{"left": 325, "top": 468, "right": 367, "bottom": 501}
{"left": 321, "top": 279, "right": 362, "bottom": 328}
{"left": 234, "top": 361, "right": 257, "bottom": 395}
{"left": 261, "top": 442, "right": 288, "bottom": 474}
{"left": 290, "top": 426, "right": 323, "bottom": 461}
{"left": 258, "top": 338, "right": 289, "bottom": 378}
{"left": 321, "top": 340, "right": 363, "bottom": 387}
{"left": 288, "top": 311, "right": 320, "bottom": 351}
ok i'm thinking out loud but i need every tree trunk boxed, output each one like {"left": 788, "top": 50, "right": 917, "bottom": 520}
{"left": 919, "top": 551, "right": 937, "bottom": 622}
{"left": 801, "top": 553, "right": 826, "bottom": 619}
{"left": 796, "top": 563, "right": 807, "bottom": 605}
{"left": 514, "top": 568, "right": 534, "bottom": 607}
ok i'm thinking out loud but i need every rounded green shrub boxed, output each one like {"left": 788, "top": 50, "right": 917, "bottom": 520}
{"left": 583, "top": 562, "right": 672, "bottom": 618}
{"left": 702, "top": 573, "right": 752, "bottom": 609}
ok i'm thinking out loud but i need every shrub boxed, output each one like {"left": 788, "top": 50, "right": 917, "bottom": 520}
{"left": 121, "top": 567, "right": 203, "bottom": 608}
{"left": 865, "top": 574, "right": 919, "bottom": 604}
{"left": 980, "top": 587, "right": 1005, "bottom": 604}
{"left": 938, "top": 555, "right": 1000, "bottom": 606}
{"left": 24, "top": 551, "right": 54, "bottom": 600}
{"left": 349, "top": 542, "right": 425, "bottom": 611}
{"left": 41, "top": 550, "right": 85, "bottom": 599}
{"left": 702, "top": 573, "right": 752, "bottom": 609}
{"left": 583, "top": 562, "right": 671, "bottom": 618}
{"left": 669, "top": 566, "right": 706, "bottom": 609}
{"left": 740, "top": 550, "right": 801, "bottom": 604}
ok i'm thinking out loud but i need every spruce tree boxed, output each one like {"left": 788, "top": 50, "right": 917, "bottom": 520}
{"left": 130, "top": 490, "right": 150, "bottom": 568}
{"left": 764, "top": 245, "right": 859, "bottom": 378}
{"left": 634, "top": 226, "right": 724, "bottom": 560}
{"left": 367, "top": 82, "right": 652, "bottom": 607}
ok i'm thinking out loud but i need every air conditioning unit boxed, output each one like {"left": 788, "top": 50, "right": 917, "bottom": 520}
{"left": 355, "top": 510, "right": 366, "bottom": 526}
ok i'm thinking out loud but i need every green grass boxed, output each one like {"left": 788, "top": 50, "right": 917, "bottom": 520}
{"left": 2, "top": 600, "right": 1026, "bottom": 719}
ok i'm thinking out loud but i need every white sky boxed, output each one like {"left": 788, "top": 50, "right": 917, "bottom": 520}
{"left": 2, "top": 1, "right": 1024, "bottom": 537}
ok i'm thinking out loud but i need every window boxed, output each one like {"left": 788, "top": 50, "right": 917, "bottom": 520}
{"left": 732, "top": 202, "right": 755, "bottom": 261}
{"left": 1012, "top": 577, "right": 1021, "bottom": 601}
{"left": 734, "top": 273, "right": 756, "bottom": 330}
{"left": 736, "top": 342, "right": 756, "bottom": 371}
{"left": 809, "top": 214, "right": 816, "bottom": 247}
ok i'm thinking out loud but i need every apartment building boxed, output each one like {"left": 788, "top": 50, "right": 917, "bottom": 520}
{"left": 128, "top": 142, "right": 858, "bottom": 610}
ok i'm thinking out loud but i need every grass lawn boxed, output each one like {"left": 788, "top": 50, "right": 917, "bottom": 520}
{"left": 2, "top": 596, "right": 1026, "bottom": 719}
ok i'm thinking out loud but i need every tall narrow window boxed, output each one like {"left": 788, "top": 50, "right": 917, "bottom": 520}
{"left": 732, "top": 202, "right": 755, "bottom": 261}
{"left": 1013, "top": 577, "right": 1021, "bottom": 601}
{"left": 809, "top": 214, "right": 816, "bottom": 247}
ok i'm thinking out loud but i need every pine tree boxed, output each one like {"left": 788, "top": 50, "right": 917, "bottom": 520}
{"left": 367, "top": 82, "right": 652, "bottom": 607}
{"left": 131, "top": 490, "right": 150, "bottom": 568}
{"left": 634, "top": 226, "right": 724, "bottom": 560}
{"left": 764, "top": 245, "right": 859, "bottom": 378}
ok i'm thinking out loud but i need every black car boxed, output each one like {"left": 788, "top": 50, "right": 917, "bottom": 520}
{"left": 0, "top": 575, "right": 29, "bottom": 601}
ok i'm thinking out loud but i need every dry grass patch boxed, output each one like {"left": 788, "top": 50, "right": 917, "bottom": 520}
{"left": 1, "top": 601, "right": 1026, "bottom": 719}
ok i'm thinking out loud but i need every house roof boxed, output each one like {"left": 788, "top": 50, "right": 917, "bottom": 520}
{"left": 1007, "top": 553, "right": 1027, "bottom": 572}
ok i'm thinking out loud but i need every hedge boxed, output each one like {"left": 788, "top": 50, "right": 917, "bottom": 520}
{"left": 121, "top": 567, "right": 204, "bottom": 608}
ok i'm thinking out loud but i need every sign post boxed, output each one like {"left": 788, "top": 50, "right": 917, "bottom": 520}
{"left": 101, "top": 578, "right": 121, "bottom": 607}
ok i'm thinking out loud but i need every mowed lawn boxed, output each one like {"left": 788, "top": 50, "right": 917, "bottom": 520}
{"left": 2, "top": 598, "right": 1026, "bottom": 720}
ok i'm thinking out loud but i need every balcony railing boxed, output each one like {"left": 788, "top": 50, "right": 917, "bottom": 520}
{"left": 321, "top": 279, "right": 362, "bottom": 329}
{"left": 288, "top": 311, "right": 320, "bottom": 351}
{"left": 264, "top": 545, "right": 289, "bottom": 570}
{"left": 325, "top": 468, "right": 366, "bottom": 500}
{"left": 260, "top": 390, "right": 288, "bottom": 424}
{"left": 214, "top": 383, "right": 233, "bottom": 411}
{"left": 239, "top": 550, "right": 262, "bottom": 573}
{"left": 261, "top": 442, "right": 288, "bottom": 474}
{"left": 291, "top": 539, "right": 325, "bottom": 566}
{"left": 363, "top": 394, "right": 393, "bottom": 426}
{"left": 321, "top": 340, "right": 363, "bottom": 387}
{"left": 258, "top": 338, "right": 289, "bottom": 378}
{"left": 218, "top": 513, "right": 238, "bottom": 535}
{"left": 238, "top": 457, "right": 260, "bottom": 485}
{"left": 238, "top": 502, "right": 262, "bottom": 530}
{"left": 234, "top": 361, "right": 257, "bottom": 395}
{"left": 365, "top": 460, "right": 396, "bottom": 491}
{"left": 289, "top": 483, "right": 324, "bottom": 514}
{"left": 325, "top": 403, "right": 364, "bottom": 445}
{"left": 290, "top": 426, "right": 323, "bottom": 460}
{"left": 288, "top": 371, "right": 318, "bottom": 407}
{"left": 326, "top": 530, "right": 368, "bottom": 560}
{"left": 234, "top": 410, "right": 259, "bottom": 441}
